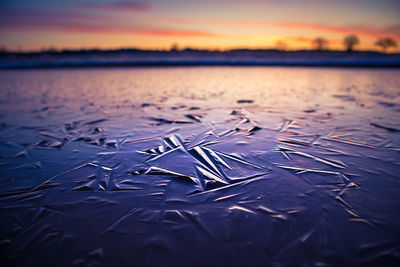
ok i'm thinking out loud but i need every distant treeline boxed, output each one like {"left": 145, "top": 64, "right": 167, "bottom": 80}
{"left": 1, "top": 48, "right": 399, "bottom": 57}
{"left": 310, "top": 35, "right": 397, "bottom": 53}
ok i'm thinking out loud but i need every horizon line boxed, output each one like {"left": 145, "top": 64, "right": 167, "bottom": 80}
{"left": 2, "top": 46, "right": 399, "bottom": 55}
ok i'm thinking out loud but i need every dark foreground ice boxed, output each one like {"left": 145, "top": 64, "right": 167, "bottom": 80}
{"left": 0, "top": 67, "right": 400, "bottom": 266}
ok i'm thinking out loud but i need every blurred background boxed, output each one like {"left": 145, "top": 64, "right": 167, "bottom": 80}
{"left": 0, "top": 0, "right": 399, "bottom": 53}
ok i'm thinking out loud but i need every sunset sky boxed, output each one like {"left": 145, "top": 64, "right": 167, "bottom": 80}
{"left": 1, "top": 0, "right": 399, "bottom": 52}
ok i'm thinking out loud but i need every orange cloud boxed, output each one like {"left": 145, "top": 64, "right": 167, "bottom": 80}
{"left": 64, "top": 25, "right": 220, "bottom": 37}
{"left": 166, "top": 17, "right": 400, "bottom": 40}
{"left": 283, "top": 36, "right": 315, "bottom": 43}
{"left": 271, "top": 22, "right": 400, "bottom": 39}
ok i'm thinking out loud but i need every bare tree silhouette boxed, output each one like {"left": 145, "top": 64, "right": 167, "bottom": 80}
{"left": 170, "top": 43, "right": 179, "bottom": 52}
{"left": 0, "top": 46, "right": 7, "bottom": 54}
{"left": 343, "top": 35, "right": 359, "bottom": 52}
{"left": 313, "top": 37, "right": 329, "bottom": 51}
{"left": 375, "top": 37, "right": 397, "bottom": 53}
{"left": 275, "top": 40, "right": 288, "bottom": 51}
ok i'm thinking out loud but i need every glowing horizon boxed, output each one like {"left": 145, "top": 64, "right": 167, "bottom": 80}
{"left": 1, "top": 0, "right": 399, "bottom": 52}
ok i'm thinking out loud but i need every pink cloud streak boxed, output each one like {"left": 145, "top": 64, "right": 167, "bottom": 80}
{"left": 0, "top": 9, "right": 219, "bottom": 38}
{"left": 77, "top": 1, "right": 152, "bottom": 13}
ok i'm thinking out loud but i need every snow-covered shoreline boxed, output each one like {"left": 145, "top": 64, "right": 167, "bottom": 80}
{"left": 1, "top": 50, "right": 400, "bottom": 68}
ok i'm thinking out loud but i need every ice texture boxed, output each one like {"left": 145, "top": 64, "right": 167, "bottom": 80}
{"left": 0, "top": 67, "right": 400, "bottom": 266}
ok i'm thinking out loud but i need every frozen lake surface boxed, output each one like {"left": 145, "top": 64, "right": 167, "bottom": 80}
{"left": 0, "top": 67, "right": 400, "bottom": 266}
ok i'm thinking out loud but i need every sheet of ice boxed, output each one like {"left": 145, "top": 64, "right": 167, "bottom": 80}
{"left": 0, "top": 67, "right": 399, "bottom": 266}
